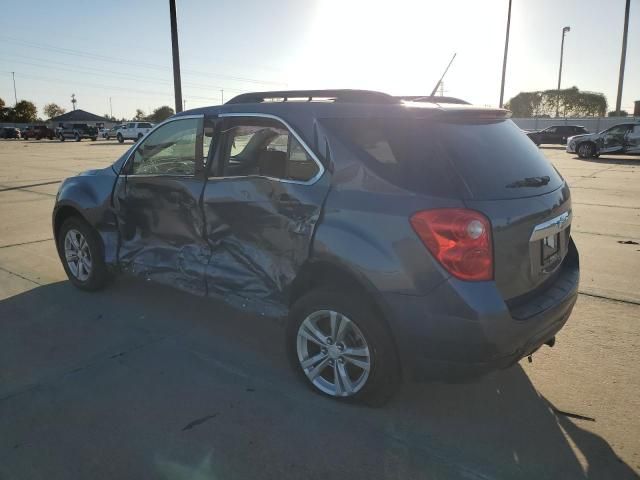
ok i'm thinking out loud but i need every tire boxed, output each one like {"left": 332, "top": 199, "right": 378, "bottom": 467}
{"left": 91, "top": 137, "right": 97, "bottom": 141}
{"left": 74, "top": 133, "right": 81, "bottom": 142}
{"left": 59, "top": 135, "right": 65, "bottom": 142}
{"left": 117, "top": 134, "right": 124, "bottom": 144}
{"left": 57, "top": 217, "right": 108, "bottom": 291}
{"left": 287, "top": 288, "right": 400, "bottom": 405}
{"left": 577, "top": 142, "right": 595, "bottom": 158}
{"left": 137, "top": 133, "right": 143, "bottom": 141}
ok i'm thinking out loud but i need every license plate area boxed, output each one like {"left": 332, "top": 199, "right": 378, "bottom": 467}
{"left": 530, "top": 211, "right": 571, "bottom": 275}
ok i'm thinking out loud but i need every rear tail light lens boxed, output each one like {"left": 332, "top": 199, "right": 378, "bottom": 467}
{"left": 410, "top": 209, "right": 493, "bottom": 281}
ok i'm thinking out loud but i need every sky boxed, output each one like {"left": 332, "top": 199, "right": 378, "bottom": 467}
{"left": 0, "top": 0, "right": 638, "bottom": 119}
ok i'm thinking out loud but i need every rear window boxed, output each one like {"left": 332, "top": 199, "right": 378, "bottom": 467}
{"left": 322, "top": 117, "right": 563, "bottom": 200}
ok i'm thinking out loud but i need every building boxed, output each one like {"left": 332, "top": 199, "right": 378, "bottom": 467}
{"left": 47, "top": 109, "right": 117, "bottom": 130}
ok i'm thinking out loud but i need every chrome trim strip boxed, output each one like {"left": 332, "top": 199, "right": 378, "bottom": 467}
{"left": 530, "top": 210, "right": 572, "bottom": 242}
{"left": 218, "top": 112, "right": 325, "bottom": 186}
{"left": 123, "top": 114, "right": 205, "bottom": 176}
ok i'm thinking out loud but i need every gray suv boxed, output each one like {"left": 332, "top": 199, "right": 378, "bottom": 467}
{"left": 52, "top": 90, "right": 579, "bottom": 403}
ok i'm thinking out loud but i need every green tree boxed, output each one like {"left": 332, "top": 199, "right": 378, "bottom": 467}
{"left": 0, "top": 97, "right": 7, "bottom": 121}
{"left": 10, "top": 100, "right": 38, "bottom": 122}
{"left": 146, "top": 105, "right": 174, "bottom": 123}
{"left": 133, "top": 109, "right": 145, "bottom": 121}
{"left": 43, "top": 103, "right": 66, "bottom": 119}
{"left": 608, "top": 110, "right": 628, "bottom": 117}
{"left": 505, "top": 87, "right": 607, "bottom": 118}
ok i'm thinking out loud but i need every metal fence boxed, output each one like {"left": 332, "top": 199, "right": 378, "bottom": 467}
{"left": 511, "top": 116, "right": 638, "bottom": 133}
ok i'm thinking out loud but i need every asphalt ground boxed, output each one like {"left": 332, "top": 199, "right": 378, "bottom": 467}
{"left": 0, "top": 138, "right": 638, "bottom": 479}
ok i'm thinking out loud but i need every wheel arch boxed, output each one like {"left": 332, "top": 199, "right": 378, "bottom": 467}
{"left": 289, "top": 258, "right": 404, "bottom": 378}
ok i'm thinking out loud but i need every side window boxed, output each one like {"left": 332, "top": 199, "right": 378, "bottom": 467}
{"left": 127, "top": 123, "right": 135, "bottom": 129}
{"left": 129, "top": 118, "right": 201, "bottom": 176}
{"left": 220, "top": 118, "right": 320, "bottom": 182}
{"left": 545, "top": 127, "right": 557, "bottom": 133}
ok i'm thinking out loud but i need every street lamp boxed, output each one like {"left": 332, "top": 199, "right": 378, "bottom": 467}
{"left": 556, "top": 26, "right": 570, "bottom": 118}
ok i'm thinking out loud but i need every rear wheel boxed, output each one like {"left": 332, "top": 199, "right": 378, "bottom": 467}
{"left": 59, "top": 134, "right": 65, "bottom": 142}
{"left": 577, "top": 142, "right": 595, "bottom": 158}
{"left": 74, "top": 133, "right": 81, "bottom": 142}
{"left": 58, "top": 217, "right": 108, "bottom": 291}
{"left": 137, "top": 133, "right": 143, "bottom": 141}
{"left": 117, "top": 133, "right": 124, "bottom": 144}
{"left": 287, "top": 289, "right": 400, "bottom": 405}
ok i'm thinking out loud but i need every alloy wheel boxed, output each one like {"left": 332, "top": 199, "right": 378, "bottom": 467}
{"left": 64, "top": 229, "right": 92, "bottom": 281}
{"left": 296, "top": 310, "right": 371, "bottom": 397}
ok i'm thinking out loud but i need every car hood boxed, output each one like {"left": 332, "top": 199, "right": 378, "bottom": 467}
{"left": 567, "top": 132, "right": 597, "bottom": 143}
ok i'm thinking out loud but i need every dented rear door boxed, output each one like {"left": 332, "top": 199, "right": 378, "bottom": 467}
{"left": 201, "top": 114, "right": 329, "bottom": 316}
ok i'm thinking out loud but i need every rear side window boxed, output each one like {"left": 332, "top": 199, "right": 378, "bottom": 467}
{"left": 322, "top": 117, "right": 563, "bottom": 200}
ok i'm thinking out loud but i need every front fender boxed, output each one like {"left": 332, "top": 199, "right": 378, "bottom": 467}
{"left": 54, "top": 168, "right": 119, "bottom": 265}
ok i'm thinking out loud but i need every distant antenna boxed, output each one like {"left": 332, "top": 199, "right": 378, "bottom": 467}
{"left": 71, "top": 93, "right": 77, "bottom": 111}
{"left": 430, "top": 53, "right": 456, "bottom": 97}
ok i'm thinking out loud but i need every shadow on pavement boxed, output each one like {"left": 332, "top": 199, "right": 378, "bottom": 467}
{"left": 573, "top": 155, "right": 640, "bottom": 166}
{"left": 0, "top": 279, "right": 637, "bottom": 479}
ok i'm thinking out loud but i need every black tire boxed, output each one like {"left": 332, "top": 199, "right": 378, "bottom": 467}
{"left": 59, "top": 135, "right": 65, "bottom": 142}
{"left": 577, "top": 142, "right": 596, "bottom": 158}
{"left": 57, "top": 216, "right": 108, "bottom": 291}
{"left": 91, "top": 137, "right": 97, "bottom": 141}
{"left": 287, "top": 288, "right": 400, "bottom": 406}
{"left": 137, "top": 133, "right": 143, "bottom": 141}
{"left": 74, "top": 133, "right": 81, "bottom": 142}
{"left": 117, "top": 133, "right": 124, "bottom": 144}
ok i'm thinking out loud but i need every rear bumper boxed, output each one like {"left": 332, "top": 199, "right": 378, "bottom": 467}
{"left": 382, "top": 242, "right": 579, "bottom": 381}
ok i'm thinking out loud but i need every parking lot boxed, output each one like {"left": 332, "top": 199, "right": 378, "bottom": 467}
{"left": 0, "top": 139, "right": 638, "bottom": 479}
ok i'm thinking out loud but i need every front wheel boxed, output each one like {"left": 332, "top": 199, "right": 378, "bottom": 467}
{"left": 91, "top": 137, "right": 97, "bottom": 141}
{"left": 287, "top": 289, "right": 400, "bottom": 405}
{"left": 58, "top": 217, "right": 108, "bottom": 291}
{"left": 577, "top": 142, "right": 596, "bottom": 158}
{"left": 59, "top": 135, "right": 65, "bottom": 142}
{"left": 74, "top": 133, "right": 81, "bottom": 142}
{"left": 137, "top": 133, "right": 143, "bottom": 141}
{"left": 117, "top": 134, "right": 124, "bottom": 144}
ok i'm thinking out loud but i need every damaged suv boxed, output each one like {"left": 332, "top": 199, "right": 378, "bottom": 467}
{"left": 53, "top": 90, "right": 579, "bottom": 403}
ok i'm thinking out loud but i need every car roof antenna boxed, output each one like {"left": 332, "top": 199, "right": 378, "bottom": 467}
{"left": 430, "top": 53, "right": 456, "bottom": 97}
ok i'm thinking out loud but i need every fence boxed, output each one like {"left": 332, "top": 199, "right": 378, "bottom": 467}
{"left": 511, "top": 116, "right": 638, "bottom": 133}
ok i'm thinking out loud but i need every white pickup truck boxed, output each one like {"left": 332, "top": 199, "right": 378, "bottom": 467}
{"left": 116, "top": 122, "right": 154, "bottom": 143}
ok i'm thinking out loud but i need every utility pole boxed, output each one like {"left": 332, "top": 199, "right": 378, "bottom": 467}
{"left": 11, "top": 71, "right": 17, "bottom": 105}
{"left": 499, "top": 0, "right": 512, "bottom": 108}
{"left": 556, "top": 26, "right": 570, "bottom": 118}
{"left": 221, "top": 89, "right": 224, "bottom": 104}
{"left": 183, "top": 99, "right": 186, "bottom": 111}
{"left": 615, "top": 0, "right": 631, "bottom": 115}
{"left": 169, "top": 0, "right": 183, "bottom": 113}
{"left": 109, "top": 97, "right": 113, "bottom": 118}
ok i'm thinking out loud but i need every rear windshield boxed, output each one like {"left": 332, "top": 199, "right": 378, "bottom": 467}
{"left": 322, "top": 117, "right": 563, "bottom": 199}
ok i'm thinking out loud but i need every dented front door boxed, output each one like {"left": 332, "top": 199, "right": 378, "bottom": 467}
{"left": 112, "top": 116, "right": 210, "bottom": 294}
{"left": 201, "top": 114, "right": 329, "bottom": 316}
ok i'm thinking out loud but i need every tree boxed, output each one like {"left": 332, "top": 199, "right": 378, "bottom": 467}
{"left": 0, "top": 97, "right": 5, "bottom": 109}
{"left": 146, "top": 105, "right": 174, "bottom": 123}
{"left": 133, "top": 109, "right": 145, "bottom": 121}
{"left": 0, "top": 97, "right": 7, "bottom": 121}
{"left": 608, "top": 110, "right": 628, "bottom": 117}
{"left": 9, "top": 100, "right": 38, "bottom": 122}
{"left": 505, "top": 87, "right": 607, "bottom": 118}
{"left": 43, "top": 103, "right": 66, "bottom": 119}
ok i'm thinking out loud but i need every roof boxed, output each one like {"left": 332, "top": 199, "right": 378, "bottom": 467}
{"left": 49, "top": 109, "right": 111, "bottom": 123}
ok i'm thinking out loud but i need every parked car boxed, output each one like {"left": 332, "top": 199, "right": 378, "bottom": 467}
{"left": 52, "top": 89, "right": 579, "bottom": 403}
{"left": 116, "top": 122, "right": 153, "bottom": 143}
{"left": 58, "top": 123, "right": 98, "bottom": 142}
{"left": 0, "top": 127, "right": 21, "bottom": 139}
{"left": 21, "top": 125, "right": 56, "bottom": 140}
{"left": 567, "top": 122, "right": 640, "bottom": 158}
{"left": 526, "top": 125, "right": 588, "bottom": 145}
{"left": 104, "top": 125, "right": 124, "bottom": 140}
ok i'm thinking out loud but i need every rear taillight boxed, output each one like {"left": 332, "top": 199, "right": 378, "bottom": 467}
{"left": 410, "top": 209, "right": 493, "bottom": 281}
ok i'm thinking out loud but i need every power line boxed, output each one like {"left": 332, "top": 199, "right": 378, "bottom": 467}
{"left": 0, "top": 35, "right": 286, "bottom": 87}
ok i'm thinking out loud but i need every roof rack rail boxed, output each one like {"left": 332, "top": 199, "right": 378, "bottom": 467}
{"left": 396, "top": 95, "right": 470, "bottom": 105}
{"left": 226, "top": 89, "right": 398, "bottom": 105}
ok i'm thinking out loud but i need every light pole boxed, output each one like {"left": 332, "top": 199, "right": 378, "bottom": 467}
{"left": 11, "top": 71, "right": 17, "bottom": 105}
{"left": 499, "top": 0, "right": 512, "bottom": 108}
{"left": 169, "top": 0, "right": 183, "bottom": 113}
{"left": 615, "top": 0, "right": 631, "bottom": 115}
{"left": 556, "top": 26, "right": 570, "bottom": 118}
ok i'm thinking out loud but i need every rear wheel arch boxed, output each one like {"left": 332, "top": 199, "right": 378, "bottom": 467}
{"left": 289, "top": 259, "right": 402, "bottom": 376}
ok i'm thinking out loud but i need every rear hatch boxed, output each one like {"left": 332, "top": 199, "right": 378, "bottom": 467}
{"left": 322, "top": 110, "right": 571, "bottom": 300}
